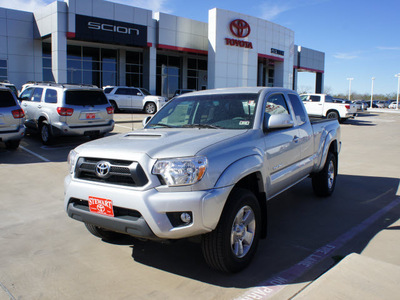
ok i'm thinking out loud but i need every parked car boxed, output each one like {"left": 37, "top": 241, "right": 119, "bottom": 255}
{"left": 389, "top": 101, "right": 399, "bottom": 109}
{"left": 375, "top": 100, "right": 387, "bottom": 108}
{"left": 103, "top": 86, "right": 167, "bottom": 114}
{"left": 65, "top": 87, "right": 341, "bottom": 273}
{"left": 352, "top": 100, "right": 368, "bottom": 111}
{"left": 300, "top": 93, "right": 357, "bottom": 123}
{"left": 19, "top": 82, "right": 114, "bottom": 145}
{"left": 0, "top": 81, "right": 19, "bottom": 97}
{"left": 0, "top": 86, "right": 25, "bottom": 149}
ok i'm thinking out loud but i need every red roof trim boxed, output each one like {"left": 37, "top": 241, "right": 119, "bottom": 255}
{"left": 157, "top": 44, "right": 208, "bottom": 55}
{"left": 258, "top": 53, "right": 284, "bottom": 62}
{"left": 66, "top": 32, "right": 76, "bottom": 39}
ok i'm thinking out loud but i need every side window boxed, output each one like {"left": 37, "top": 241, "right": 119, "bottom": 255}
{"left": 32, "top": 88, "right": 43, "bottom": 102}
{"left": 288, "top": 94, "right": 307, "bottom": 125}
{"left": 115, "top": 88, "right": 128, "bottom": 95}
{"left": 44, "top": 89, "right": 58, "bottom": 104}
{"left": 265, "top": 94, "right": 289, "bottom": 115}
{"left": 19, "top": 88, "right": 34, "bottom": 101}
{"left": 309, "top": 95, "right": 321, "bottom": 102}
{"left": 325, "top": 96, "right": 333, "bottom": 103}
{"left": 130, "top": 88, "right": 141, "bottom": 96}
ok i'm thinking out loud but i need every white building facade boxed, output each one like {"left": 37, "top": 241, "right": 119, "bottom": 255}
{"left": 0, "top": 0, "right": 325, "bottom": 97}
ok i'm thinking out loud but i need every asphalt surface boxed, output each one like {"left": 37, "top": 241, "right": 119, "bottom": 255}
{"left": 0, "top": 110, "right": 399, "bottom": 300}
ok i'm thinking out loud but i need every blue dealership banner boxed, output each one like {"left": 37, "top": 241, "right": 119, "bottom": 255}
{"left": 74, "top": 14, "right": 147, "bottom": 47}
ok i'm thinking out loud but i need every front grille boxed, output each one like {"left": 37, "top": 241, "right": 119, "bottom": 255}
{"left": 75, "top": 157, "right": 148, "bottom": 187}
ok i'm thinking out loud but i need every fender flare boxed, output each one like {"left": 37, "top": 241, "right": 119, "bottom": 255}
{"left": 215, "top": 155, "right": 264, "bottom": 189}
{"left": 317, "top": 130, "right": 339, "bottom": 171}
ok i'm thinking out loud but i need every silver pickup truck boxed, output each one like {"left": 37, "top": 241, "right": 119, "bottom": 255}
{"left": 64, "top": 87, "right": 341, "bottom": 273}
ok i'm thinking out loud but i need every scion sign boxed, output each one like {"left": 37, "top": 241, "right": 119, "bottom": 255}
{"left": 74, "top": 14, "right": 147, "bottom": 47}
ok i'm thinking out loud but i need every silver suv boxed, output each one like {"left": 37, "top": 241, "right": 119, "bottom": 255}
{"left": 103, "top": 86, "right": 167, "bottom": 114}
{"left": 19, "top": 82, "right": 114, "bottom": 145}
{"left": 0, "top": 86, "right": 25, "bottom": 149}
{"left": 0, "top": 81, "right": 19, "bottom": 97}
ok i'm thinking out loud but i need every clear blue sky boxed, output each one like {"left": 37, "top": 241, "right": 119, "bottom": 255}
{"left": 1, "top": 0, "right": 399, "bottom": 96}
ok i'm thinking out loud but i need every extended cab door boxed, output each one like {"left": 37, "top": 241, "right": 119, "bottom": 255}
{"left": 302, "top": 94, "right": 323, "bottom": 116}
{"left": 263, "top": 93, "right": 302, "bottom": 198}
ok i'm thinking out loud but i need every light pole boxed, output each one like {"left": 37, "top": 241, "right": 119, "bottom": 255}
{"left": 395, "top": 73, "right": 400, "bottom": 110}
{"left": 370, "top": 77, "right": 375, "bottom": 109}
{"left": 347, "top": 77, "right": 354, "bottom": 101}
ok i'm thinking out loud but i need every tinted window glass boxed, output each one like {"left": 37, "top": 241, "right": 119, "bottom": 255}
{"left": 115, "top": 88, "right": 129, "bottom": 95}
{"left": 131, "top": 88, "right": 141, "bottom": 95}
{"left": 325, "top": 96, "right": 333, "bottom": 103}
{"left": 65, "top": 90, "right": 108, "bottom": 106}
{"left": 44, "top": 89, "right": 58, "bottom": 104}
{"left": 0, "top": 90, "right": 17, "bottom": 107}
{"left": 309, "top": 95, "right": 321, "bottom": 102}
{"left": 265, "top": 94, "right": 289, "bottom": 115}
{"left": 147, "top": 93, "right": 258, "bottom": 130}
{"left": 19, "top": 88, "right": 34, "bottom": 101}
{"left": 103, "top": 87, "right": 113, "bottom": 94}
{"left": 32, "top": 88, "right": 43, "bottom": 102}
{"left": 288, "top": 94, "right": 307, "bottom": 125}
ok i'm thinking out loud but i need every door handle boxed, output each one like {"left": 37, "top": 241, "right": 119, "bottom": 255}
{"left": 37, "top": 105, "right": 42, "bottom": 109}
{"left": 293, "top": 136, "right": 299, "bottom": 143}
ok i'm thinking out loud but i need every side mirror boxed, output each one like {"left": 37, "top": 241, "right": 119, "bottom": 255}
{"left": 142, "top": 116, "right": 151, "bottom": 127}
{"left": 263, "top": 113, "right": 294, "bottom": 131}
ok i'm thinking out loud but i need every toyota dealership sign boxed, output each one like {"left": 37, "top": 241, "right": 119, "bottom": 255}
{"left": 225, "top": 19, "right": 253, "bottom": 49}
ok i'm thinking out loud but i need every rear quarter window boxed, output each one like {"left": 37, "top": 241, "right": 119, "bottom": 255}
{"left": 0, "top": 90, "right": 17, "bottom": 107}
{"left": 65, "top": 90, "right": 109, "bottom": 106}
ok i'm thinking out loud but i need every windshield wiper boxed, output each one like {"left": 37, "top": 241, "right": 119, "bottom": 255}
{"left": 147, "top": 123, "right": 174, "bottom": 128}
{"left": 181, "top": 124, "right": 222, "bottom": 129}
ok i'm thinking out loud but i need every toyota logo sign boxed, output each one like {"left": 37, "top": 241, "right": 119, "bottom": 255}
{"left": 95, "top": 161, "right": 111, "bottom": 178}
{"left": 230, "top": 19, "right": 251, "bottom": 38}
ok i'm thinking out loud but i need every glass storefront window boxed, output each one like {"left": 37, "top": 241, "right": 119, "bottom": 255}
{"left": 126, "top": 51, "right": 143, "bottom": 88}
{"left": 187, "top": 56, "right": 207, "bottom": 90}
{"left": 42, "top": 43, "right": 54, "bottom": 82}
{"left": 157, "top": 54, "right": 181, "bottom": 98}
{"left": 66, "top": 45, "right": 118, "bottom": 87}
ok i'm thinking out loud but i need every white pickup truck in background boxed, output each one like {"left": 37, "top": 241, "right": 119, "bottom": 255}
{"left": 300, "top": 93, "right": 357, "bottom": 123}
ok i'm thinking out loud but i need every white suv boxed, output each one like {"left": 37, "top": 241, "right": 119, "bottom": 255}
{"left": 103, "top": 86, "right": 167, "bottom": 114}
{"left": 19, "top": 82, "right": 114, "bottom": 144}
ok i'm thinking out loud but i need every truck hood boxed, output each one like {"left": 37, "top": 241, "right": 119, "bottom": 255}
{"left": 75, "top": 129, "right": 247, "bottom": 161}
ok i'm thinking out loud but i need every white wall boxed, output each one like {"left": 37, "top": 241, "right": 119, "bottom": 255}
{"left": 208, "top": 8, "right": 295, "bottom": 89}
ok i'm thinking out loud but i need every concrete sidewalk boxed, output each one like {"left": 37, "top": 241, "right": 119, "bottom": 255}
{"left": 292, "top": 218, "right": 400, "bottom": 299}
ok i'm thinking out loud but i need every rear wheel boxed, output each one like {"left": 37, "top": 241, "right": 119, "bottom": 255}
{"left": 144, "top": 102, "right": 157, "bottom": 114}
{"left": 40, "top": 121, "right": 52, "bottom": 145}
{"left": 326, "top": 110, "right": 339, "bottom": 122}
{"left": 201, "top": 188, "right": 261, "bottom": 273}
{"left": 312, "top": 152, "right": 337, "bottom": 197}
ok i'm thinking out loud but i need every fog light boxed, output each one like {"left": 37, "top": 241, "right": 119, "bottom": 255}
{"left": 180, "top": 212, "right": 191, "bottom": 224}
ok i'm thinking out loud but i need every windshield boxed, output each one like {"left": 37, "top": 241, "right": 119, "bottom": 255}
{"left": 146, "top": 93, "right": 258, "bottom": 130}
{"left": 140, "top": 88, "right": 151, "bottom": 96}
{"left": 65, "top": 90, "right": 109, "bottom": 106}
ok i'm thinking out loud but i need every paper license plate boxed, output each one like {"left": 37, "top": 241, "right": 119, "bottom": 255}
{"left": 88, "top": 196, "right": 114, "bottom": 217}
{"left": 86, "top": 113, "right": 96, "bottom": 119}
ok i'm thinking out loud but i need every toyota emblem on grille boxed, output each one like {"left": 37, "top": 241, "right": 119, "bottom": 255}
{"left": 95, "top": 161, "right": 111, "bottom": 178}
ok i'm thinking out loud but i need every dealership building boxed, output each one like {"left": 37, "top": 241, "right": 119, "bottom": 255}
{"left": 0, "top": 0, "right": 325, "bottom": 98}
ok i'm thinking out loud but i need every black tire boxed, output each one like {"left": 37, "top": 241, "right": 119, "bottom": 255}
{"left": 144, "top": 102, "right": 157, "bottom": 114}
{"left": 201, "top": 188, "right": 261, "bottom": 273}
{"left": 5, "top": 140, "right": 20, "bottom": 150}
{"left": 312, "top": 152, "right": 337, "bottom": 197}
{"left": 40, "top": 121, "right": 52, "bottom": 145}
{"left": 326, "top": 110, "right": 339, "bottom": 121}
{"left": 84, "top": 223, "right": 124, "bottom": 241}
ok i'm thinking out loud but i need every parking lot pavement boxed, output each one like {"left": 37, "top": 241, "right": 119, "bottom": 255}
{"left": 0, "top": 111, "right": 399, "bottom": 300}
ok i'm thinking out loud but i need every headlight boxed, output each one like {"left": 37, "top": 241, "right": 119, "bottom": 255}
{"left": 152, "top": 156, "right": 208, "bottom": 186}
{"left": 67, "top": 149, "right": 78, "bottom": 174}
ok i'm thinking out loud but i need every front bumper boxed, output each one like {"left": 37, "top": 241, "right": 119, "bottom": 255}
{"left": 64, "top": 175, "right": 232, "bottom": 240}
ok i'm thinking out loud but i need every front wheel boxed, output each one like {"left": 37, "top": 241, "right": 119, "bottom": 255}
{"left": 144, "top": 102, "right": 157, "bottom": 114}
{"left": 312, "top": 152, "right": 337, "bottom": 197}
{"left": 201, "top": 188, "right": 261, "bottom": 273}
